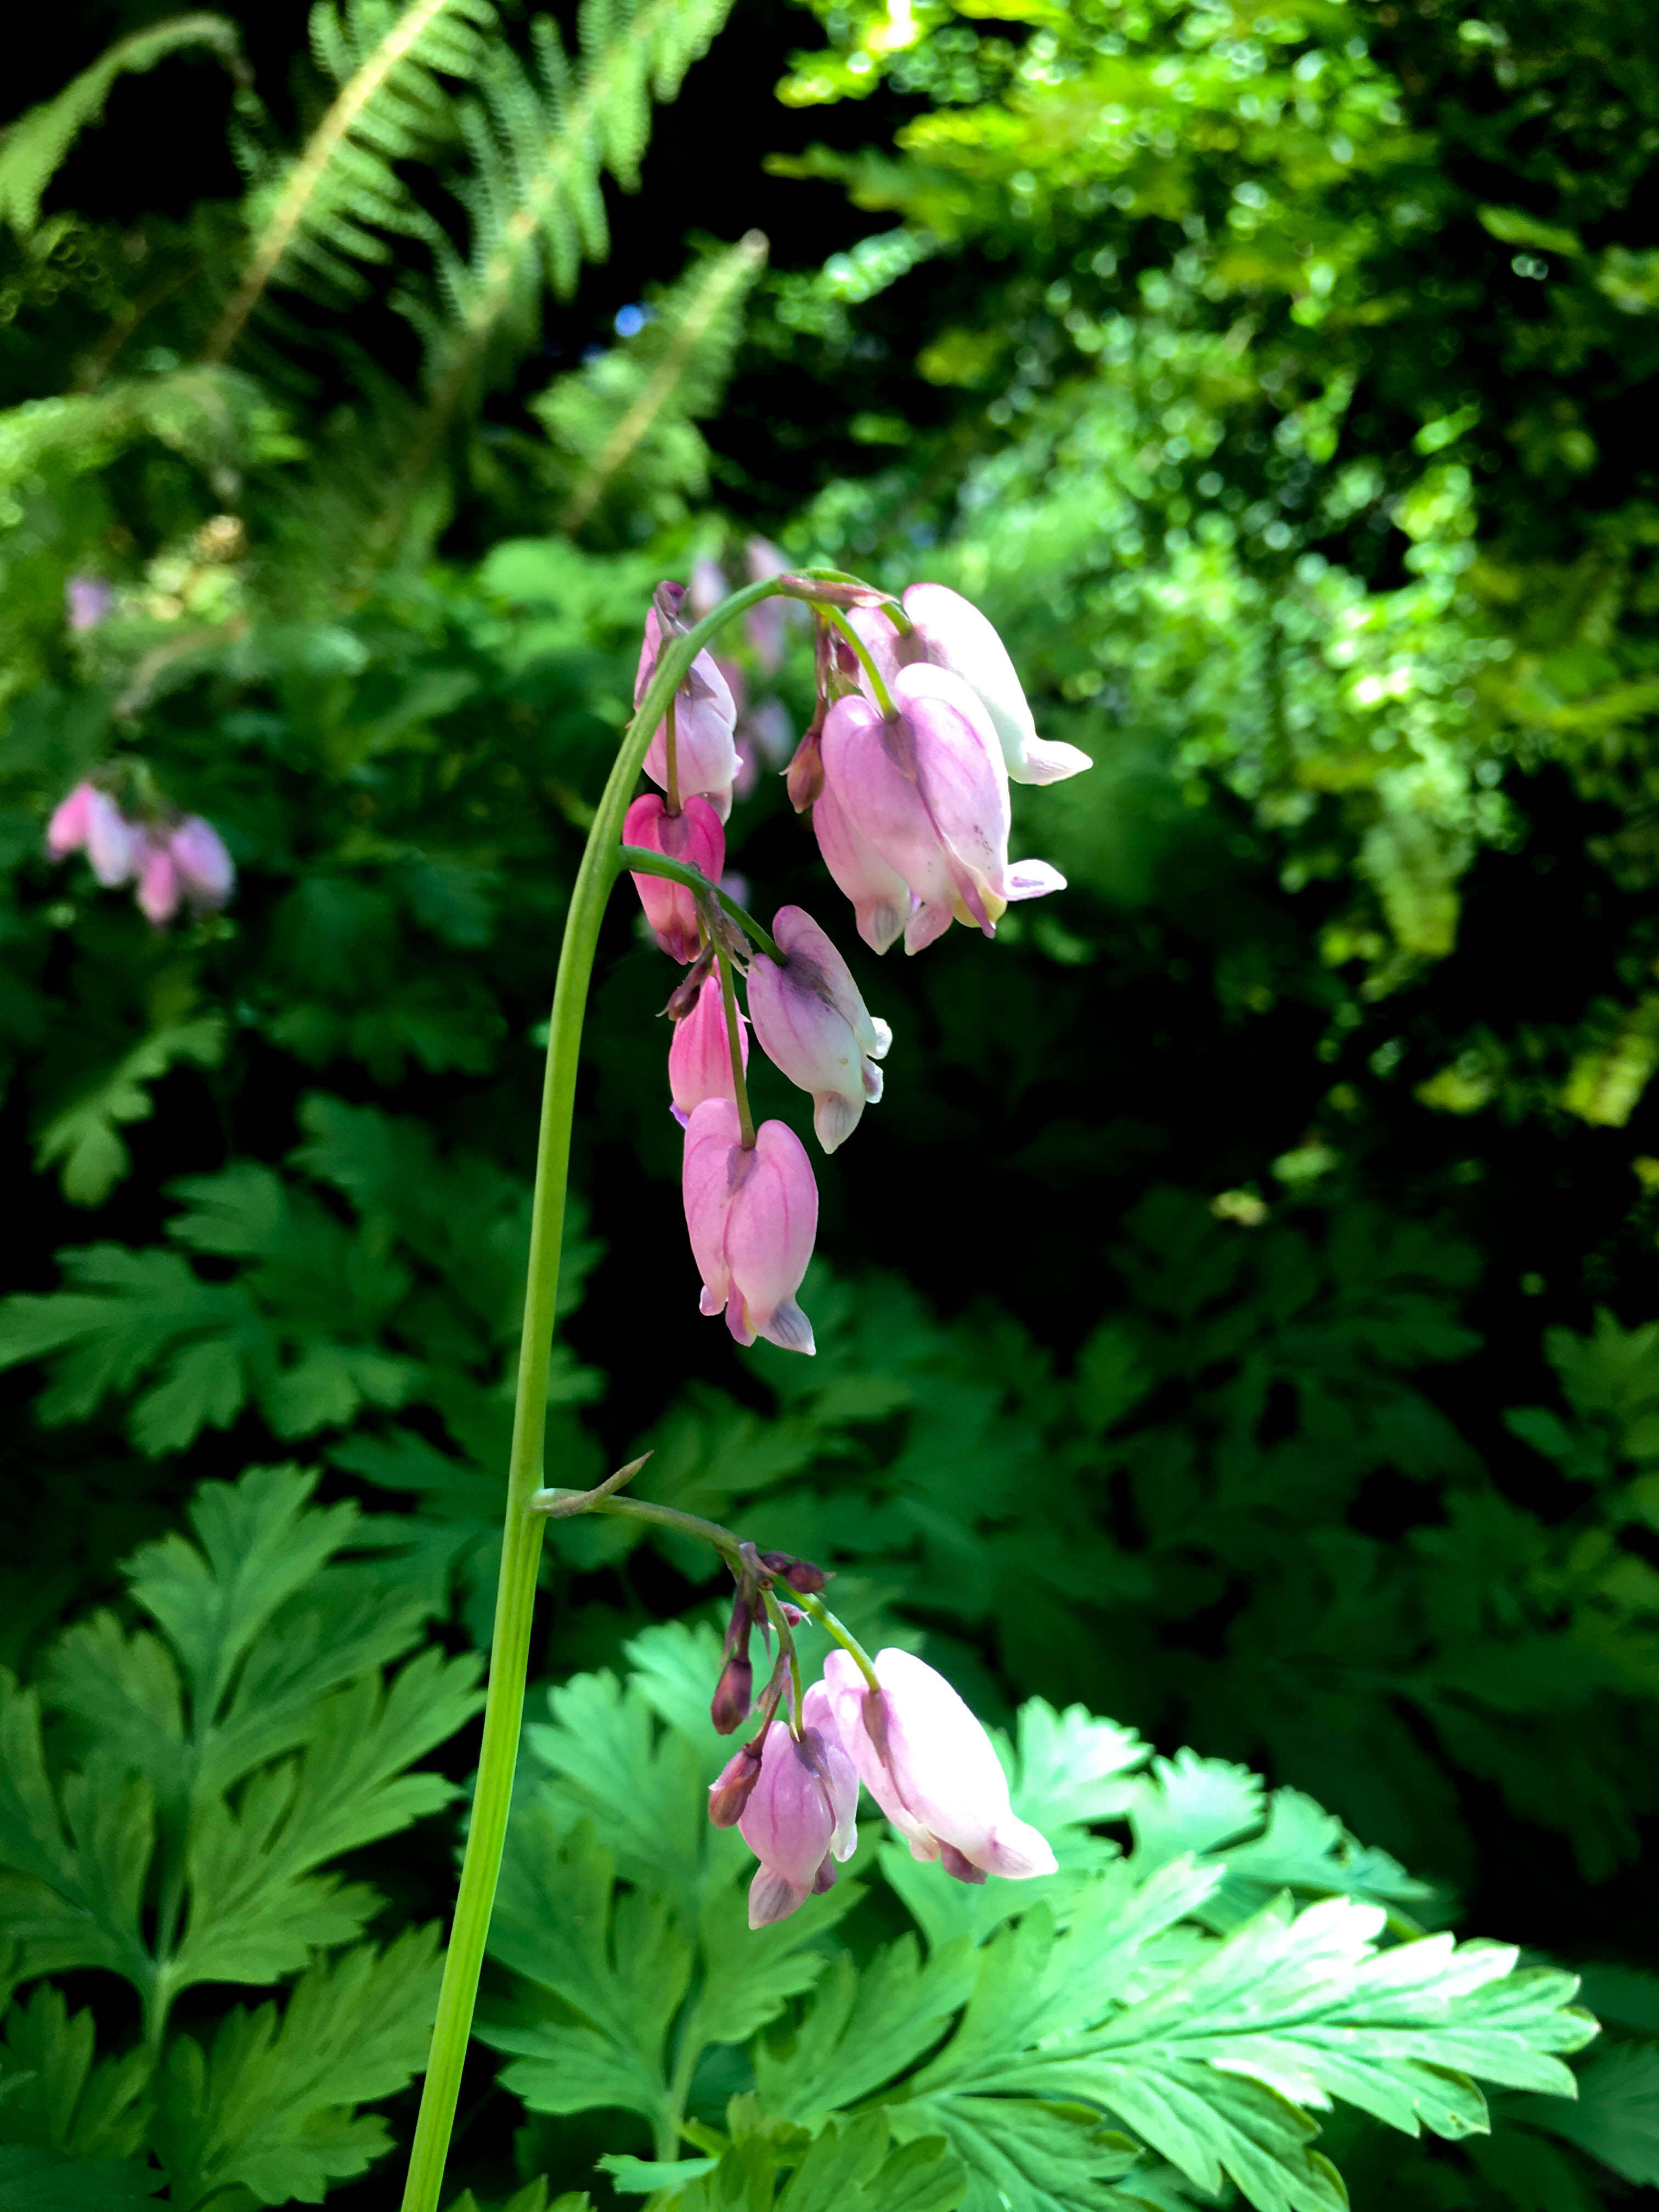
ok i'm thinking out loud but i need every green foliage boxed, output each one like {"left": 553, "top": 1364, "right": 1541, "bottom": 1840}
{"left": 535, "top": 233, "right": 770, "bottom": 539}
{"left": 474, "top": 1628, "right": 1594, "bottom": 2212}
{"left": 0, "top": 1463, "right": 481, "bottom": 2200}
{"left": 0, "top": 16, "right": 245, "bottom": 240}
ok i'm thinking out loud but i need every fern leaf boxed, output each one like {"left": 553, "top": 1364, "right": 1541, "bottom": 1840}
{"left": 205, "top": 0, "right": 500, "bottom": 360}
{"left": 0, "top": 16, "right": 244, "bottom": 239}
{"left": 362, "top": 0, "right": 737, "bottom": 567}
{"left": 540, "top": 230, "right": 768, "bottom": 535}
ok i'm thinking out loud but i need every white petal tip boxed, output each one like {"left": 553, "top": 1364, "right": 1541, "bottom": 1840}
{"left": 867, "top": 1017, "right": 893, "bottom": 1060}
{"left": 983, "top": 1818, "right": 1059, "bottom": 1879}
{"left": 760, "top": 1300, "right": 816, "bottom": 1356}
{"left": 1005, "top": 860, "right": 1066, "bottom": 902}
{"left": 814, "top": 1094, "right": 862, "bottom": 1153}
{"left": 1012, "top": 740, "right": 1093, "bottom": 785}
{"left": 748, "top": 1869, "right": 808, "bottom": 1927}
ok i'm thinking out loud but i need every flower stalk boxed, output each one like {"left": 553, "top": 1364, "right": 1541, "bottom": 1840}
{"left": 398, "top": 576, "right": 782, "bottom": 2212}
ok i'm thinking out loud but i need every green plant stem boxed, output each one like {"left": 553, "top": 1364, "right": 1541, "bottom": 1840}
{"left": 665, "top": 697, "right": 681, "bottom": 815}
{"left": 826, "top": 606, "right": 898, "bottom": 716}
{"left": 529, "top": 1486, "right": 747, "bottom": 1573}
{"left": 714, "top": 943, "right": 755, "bottom": 1148}
{"left": 760, "top": 1584, "right": 805, "bottom": 1733}
{"left": 399, "top": 574, "right": 783, "bottom": 2212}
{"left": 618, "top": 845, "right": 781, "bottom": 960}
{"left": 794, "top": 1589, "right": 881, "bottom": 1691}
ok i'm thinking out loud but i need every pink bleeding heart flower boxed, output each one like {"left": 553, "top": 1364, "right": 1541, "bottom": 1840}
{"left": 821, "top": 1646, "right": 1057, "bottom": 1883}
{"left": 669, "top": 972, "right": 748, "bottom": 1128}
{"left": 84, "top": 789, "right": 140, "bottom": 888}
{"left": 682, "top": 1097, "right": 817, "bottom": 1354}
{"left": 46, "top": 781, "right": 98, "bottom": 859}
{"left": 65, "top": 575, "right": 114, "bottom": 634}
{"left": 735, "top": 1695, "right": 860, "bottom": 1926}
{"left": 136, "top": 834, "right": 182, "bottom": 926}
{"left": 851, "top": 584, "right": 1091, "bottom": 787}
{"left": 636, "top": 582, "right": 741, "bottom": 820}
{"left": 747, "top": 906, "right": 891, "bottom": 1154}
{"left": 808, "top": 770, "right": 912, "bottom": 957}
{"left": 625, "top": 793, "right": 725, "bottom": 963}
{"left": 821, "top": 663, "right": 1064, "bottom": 955}
{"left": 168, "top": 815, "right": 236, "bottom": 910}
{"left": 743, "top": 538, "right": 806, "bottom": 672}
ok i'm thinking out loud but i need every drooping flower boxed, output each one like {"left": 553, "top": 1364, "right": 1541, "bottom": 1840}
{"left": 84, "top": 789, "right": 140, "bottom": 888}
{"left": 735, "top": 1695, "right": 860, "bottom": 1926}
{"left": 668, "top": 972, "right": 747, "bottom": 1127}
{"left": 851, "top": 584, "right": 1091, "bottom": 786}
{"left": 136, "top": 834, "right": 182, "bottom": 926}
{"left": 636, "top": 582, "right": 742, "bottom": 819}
{"left": 682, "top": 1098, "right": 817, "bottom": 1353}
{"left": 168, "top": 815, "right": 236, "bottom": 910}
{"left": 820, "top": 664, "right": 1064, "bottom": 955}
{"left": 65, "top": 576, "right": 114, "bottom": 634}
{"left": 808, "top": 771, "right": 911, "bottom": 956}
{"left": 820, "top": 1646, "right": 1057, "bottom": 1883}
{"left": 747, "top": 906, "right": 891, "bottom": 1153}
{"left": 625, "top": 793, "right": 725, "bottom": 963}
{"left": 46, "top": 781, "right": 97, "bottom": 859}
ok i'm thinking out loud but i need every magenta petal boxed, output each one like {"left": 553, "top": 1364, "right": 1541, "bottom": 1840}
{"left": 669, "top": 974, "right": 746, "bottom": 1122}
{"left": 821, "top": 696, "right": 955, "bottom": 918}
{"left": 85, "top": 791, "right": 138, "bottom": 887}
{"left": 137, "top": 838, "right": 182, "bottom": 925}
{"left": 810, "top": 770, "right": 910, "bottom": 955}
{"left": 747, "top": 906, "right": 890, "bottom": 1154}
{"left": 626, "top": 794, "right": 725, "bottom": 962}
{"left": 46, "top": 782, "right": 96, "bottom": 859}
{"left": 170, "top": 815, "right": 236, "bottom": 909}
{"left": 727, "top": 1120, "right": 817, "bottom": 1352}
{"left": 682, "top": 1096, "right": 743, "bottom": 1317}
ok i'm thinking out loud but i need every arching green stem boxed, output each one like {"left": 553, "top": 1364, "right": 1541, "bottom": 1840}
{"left": 826, "top": 606, "right": 899, "bottom": 716}
{"left": 714, "top": 943, "right": 755, "bottom": 1149}
{"left": 618, "top": 847, "right": 782, "bottom": 961}
{"left": 398, "top": 574, "right": 785, "bottom": 2212}
{"left": 793, "top": 1589, "right": 881, "bottom": 1692}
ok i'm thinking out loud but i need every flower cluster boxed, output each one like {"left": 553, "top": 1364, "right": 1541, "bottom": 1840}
{"left": 626, "top": 571, "right": 1086, "bottom": 1357}
{"left": 703, "top": 1553, "right": 1056, "bottom": 1926}
{"left": 47, "top": 779, "right": 236, "bottom": 926}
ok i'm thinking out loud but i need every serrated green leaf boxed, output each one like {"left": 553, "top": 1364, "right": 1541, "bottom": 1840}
{"left": 0, "top": 1985, "right": 150, "bottom": 2161}
{"left": 151, "top": 1928, "right": 442, "bottom": 2209}
{"left": 598, "top": 2153, "right": 719, "bottom": 2194}
{"left": 0, "top": 2144, "right": 161, "bottom": 2207}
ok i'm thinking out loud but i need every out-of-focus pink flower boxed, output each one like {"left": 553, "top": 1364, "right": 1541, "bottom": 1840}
{"left": 669, "top": 973, "right": 747, "bottom": 1127}
{"left": 743, "top": 538, "right": 806, "bottom": 672}
{"left": 625, "top": 793, "right": 725, "bottom": 963}
{"left": 136, "top": 834, "right": 182, "bottom": 926}
{"left": 65, "top": 576, "right": 114, "bottom": 634}
{"left": 636, "top": 582, "right": 741, "bottom": 819}
{"left": 736, "top": 1698, "right": 859, "bottom": 1926}
{"left": 84, "top": 789, "right": 140, "bottom": 888}
{"left": 820, "top": 1646, "right": 1057, "bottom": 1883}
{"left": 689, "top": 556, "right": 730, "bottom": 620}
{"left": 745, "top": 697, "right": 795, "bottom": 770}
{"left": 851, "top": 584, "right": 1091, "bottom": 787}
{"left": 682, "top": 1098, "right": 817, "bottom": 1354}
{"left": 169, "top": 815, "right": 236, "bottom": 910}
{"left": 47, "top": 781, "right": 97, "bottom": 858}
{"left": 821, "top": 664, "right": 1064, "bottom": 955}
{"left": 747, "top": 906, "right": 890, "bottom": 1153}
{"left": 808, "top": 772, "right": 911, "bottom": 957}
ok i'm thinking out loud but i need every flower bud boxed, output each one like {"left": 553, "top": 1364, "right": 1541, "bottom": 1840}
{"left": 636, "top": 582, "right": 741, "bottom": 819}
{"left": 757, "top": 1549, "right": 830, "bottom": 1594}
{"left": 711, "top": 1653, "right": 754, "bottom": 1735}
{"left": 668, "top": 973, "right": 747, "bottom": 1128}
{"left": 625, "top": 792, "right": 725, "bottom": 963}
{"left": 707, "top": 1739, "right": 764, "bottom": 1826}
{"left": 747, "top": 906, "right": 890, "bottom": 1154}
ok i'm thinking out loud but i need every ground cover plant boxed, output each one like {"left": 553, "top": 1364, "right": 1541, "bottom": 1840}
{"left": 4, "top": 0, "right": 1659, "bottom": 2204}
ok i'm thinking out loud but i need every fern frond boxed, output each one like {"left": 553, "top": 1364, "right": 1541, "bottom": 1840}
{"left": 0, "top": 15, "right": 245, "bottom": 240}
{"left": 539, "top": 231, "right": 768, "bottom": 535}
{"left": 359, "top": 0, "right": 736, "bottom": 572}
{"left": 204, "top": 0, "right": 499, "bottom": 362}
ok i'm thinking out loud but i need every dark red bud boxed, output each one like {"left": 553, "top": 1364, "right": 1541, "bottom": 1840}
{"left": 757, "top": 1549, "right": 829, "bottom": 1594}
{"left": 663, "top": 943, "right": 716, "bottom": 1019}
{"left": 785, "top": 729, "right": 824, "bottom": 814}
{"left": 711, "top": 1655, "right": 753, "bottom": 1735}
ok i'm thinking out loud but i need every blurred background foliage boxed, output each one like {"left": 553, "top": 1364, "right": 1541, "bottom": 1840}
{"left": 3, "top": 0, "right": 1659, "bottom": 2200}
